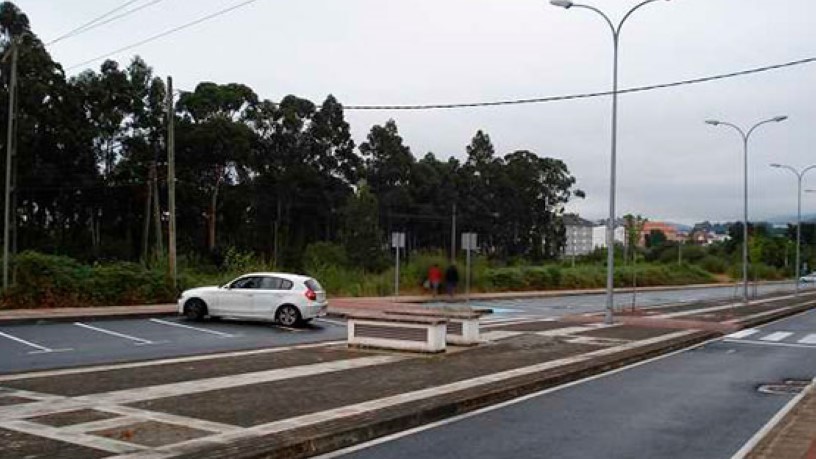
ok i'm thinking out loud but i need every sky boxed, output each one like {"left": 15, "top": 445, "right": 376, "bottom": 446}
{"left": 14, "top": 0, "right": 816, "bottom": 225}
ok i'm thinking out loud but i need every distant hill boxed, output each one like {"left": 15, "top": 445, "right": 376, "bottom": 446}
{"left": 766, "top": 214, "right": 816, "bottom": 224}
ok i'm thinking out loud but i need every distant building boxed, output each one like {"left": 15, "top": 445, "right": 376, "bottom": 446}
{"left": 592, "top": 225, "right": 627, "bottom": 249}
{"left": 563, "top": 214, "right": 595, "bottom": 257}
{"left": 639, "top": 221, "right": 679, "bottom": 246}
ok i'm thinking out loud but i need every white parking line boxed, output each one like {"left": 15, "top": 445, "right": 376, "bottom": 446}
{"left": 0, "top": 331, "right": 71, "bottom": 354}
{"left": 760, "top": 332, "right": 793, "bottom": 342}
{"left": 148, "top": 319, "right": 235, "bottom": 338}
{"left": 798, "top": 334, "right": 816, "bottom": 344}
{"left": 73, "top": 322, "right": 154, "bottom": 345}
{"left": 314, "top": 318, "right": 346, "bottom": 327}
{"left": 726, "top": 329, "right": 759, "bottom": 339}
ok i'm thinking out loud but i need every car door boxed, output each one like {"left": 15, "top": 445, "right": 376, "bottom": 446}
{"left": 253, "top": 276, "right": 291, "bottom": 319}
{"left": 220, "top": 276, "right": 261, "bottom": 318}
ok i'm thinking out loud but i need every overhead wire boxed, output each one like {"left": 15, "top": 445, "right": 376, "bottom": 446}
{"left": 47, "top": 0, "right": 146, "bottom": 46}
{"left": 343, "top": 56, "right": 816, "bottom": 110}
{"left": 65, "top": 0, "right": 265, "bottom": 71}
{"left": 47, "top": 0, "right": 166, "bottom": 46}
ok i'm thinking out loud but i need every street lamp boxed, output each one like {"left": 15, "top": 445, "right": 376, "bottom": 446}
{"left": 771, "top": 163, "right": 816, "bottom": 295}
{"left": 705, "top": 116, "right": 787, "bottom": 305}
{"left": 550, "top": 0, "right": 670, "bottom": 325}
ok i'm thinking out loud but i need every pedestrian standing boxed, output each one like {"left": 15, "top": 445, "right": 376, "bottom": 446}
{"left": 445, "top": 264, "right": 459, "bottom": 297}
{"left": 428, "top": 264, "right": 442, "bottom": 297}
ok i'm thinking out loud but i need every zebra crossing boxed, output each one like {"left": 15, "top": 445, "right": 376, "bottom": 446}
{"left": 724, "top": 328, "right": 816, "bottom": 348}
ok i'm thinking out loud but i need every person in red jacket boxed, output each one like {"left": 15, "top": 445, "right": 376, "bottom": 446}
{"left": 428, "top": 264, "right": 443, "bottom": 297}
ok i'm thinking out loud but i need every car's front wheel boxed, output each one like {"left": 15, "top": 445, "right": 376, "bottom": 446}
{"left": 184, "top": 298, "right": 208, "bottom": 321}
{"left": 275, "top": 304, "right": 301, "bottom": 327}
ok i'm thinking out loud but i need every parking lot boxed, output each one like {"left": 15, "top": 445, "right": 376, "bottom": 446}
{"left": 0, "top": 316, "right": 348, "bottom": 374}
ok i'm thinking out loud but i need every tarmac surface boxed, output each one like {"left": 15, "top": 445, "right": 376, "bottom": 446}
{"left": 335, "top": 309, "right": 816, "bottom": 459}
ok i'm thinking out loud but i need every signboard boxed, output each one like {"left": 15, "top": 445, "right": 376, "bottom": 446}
{"left": 461, "top": 233, "right": 478, "bottom": 251}
{"left": 391, "top": 232, "right": 406, "bottom": 249}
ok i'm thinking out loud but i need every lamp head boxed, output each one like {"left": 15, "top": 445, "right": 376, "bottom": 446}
{"left": 550, "top": 0, "right": 574, "bottom": 8}
{"left": 705, "top": 120, "right": 721, "bottom": 126}
{"left": 770, "top": 163, "right": 783, "bottom": 168}
{"left": 773, "top": 116, "right": 788, "bottom": 122}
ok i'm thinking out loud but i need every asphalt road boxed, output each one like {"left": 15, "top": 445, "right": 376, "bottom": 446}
{"left": 430, "top": 281, "right": 807, "bottom": 319}
{"left": 0, "top": 283, "right": 807, "bottom": 375}
{"left": 339, "top": 309, "right": 816, "bottom": 459}
{"left": 0, "top": 316, "right": 346, "bottom": 374}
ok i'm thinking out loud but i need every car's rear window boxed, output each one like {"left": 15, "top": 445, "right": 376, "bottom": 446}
{"left": 305, "top": 279, "right": 323, "bottom": 291}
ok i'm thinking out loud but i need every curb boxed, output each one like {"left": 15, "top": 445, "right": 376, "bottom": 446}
{"left": 734, "top": 301, "right": 816, "bottom": 329}
{"left": 177, "top": 330, "right": 717, "bottom": 459}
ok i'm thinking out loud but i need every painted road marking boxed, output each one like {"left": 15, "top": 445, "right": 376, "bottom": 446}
{"left": 723, "top": 339, "right": 816, "bottom": 349}
{"left": 314, "top": 318, "right": 346, "bottom": 327}
{"left": 760, "top": 332, "right": 793, "bottom": 342}
{"left": 726, "top": 329, "right": 759, "bottom": 339}
{"left": 0, "top": 341, "right": 345, "bottom": 382}
{"left": 73, "top": 322, "right": 154, "bottom": 345}
{"left": 0, "top": 331, "right": 72, "bottom": 354}
{"left": 797, "top": 334, "right": 816, "bottom": 344}
{"left": 77, "top": 355, "right": 405, "bottom": 405}
{"left": 148, "top": 318, "right": 236, "bottom": 338}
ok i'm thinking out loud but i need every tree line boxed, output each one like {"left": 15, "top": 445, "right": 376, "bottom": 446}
{"left": 0, "top": 3, "right": 583, "bottom": 272}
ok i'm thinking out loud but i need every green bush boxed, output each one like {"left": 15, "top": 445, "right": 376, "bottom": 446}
{"left": 303, "top": 242, "right": 348, "bottom": 271}
{"left": 486, "top": 268, "right": 527, "bottom": 291}
{"left": 698, "top": 255, "right": 728, "bottom": 274}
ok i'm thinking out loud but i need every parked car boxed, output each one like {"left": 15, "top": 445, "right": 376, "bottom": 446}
{"left": 800, "top": 272, "right": 816, "bottom": 283}
{"left": 178, "top": 272, "right": 327, "bottom": 327}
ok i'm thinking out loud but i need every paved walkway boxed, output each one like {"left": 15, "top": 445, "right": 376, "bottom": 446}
{"left": 0, "top": 292, "right": 811, "bottom": 458}
{"left": 746, "top": 381, "right": 816, "bottom": 459}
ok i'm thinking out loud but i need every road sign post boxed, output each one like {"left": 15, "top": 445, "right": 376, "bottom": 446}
{"left": 392, "top": 232, "right": 406, "bottom": 298}
{"left": 461, "top": 233, "right": 477, "bottom": 305}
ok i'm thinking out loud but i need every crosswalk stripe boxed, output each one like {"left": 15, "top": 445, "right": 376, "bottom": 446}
{"left": 760, "top": 332, "right": 793, "bottom": 342}
{"left": 726, "top": 329, "right": 759, "bottom": 339}
{"left": 797, "top": 334, "right": 816, "bottom": 344}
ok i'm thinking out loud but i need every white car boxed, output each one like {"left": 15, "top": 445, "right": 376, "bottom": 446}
{"left": 800, "top": 272, "right": 816, "bottom": 283}
{"left": 178, "top": 272, "right": 328, "bottom": 327}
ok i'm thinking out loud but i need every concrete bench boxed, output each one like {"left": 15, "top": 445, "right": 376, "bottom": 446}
{"left": 346, "top": 312, "right": 448, "bottom": 353}
{"left": 385, "top": 308, "right": 492, "bottom": 346}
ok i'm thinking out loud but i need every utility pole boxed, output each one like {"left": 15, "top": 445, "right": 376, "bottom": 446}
{"left": 151, "top": 160, "right": 163, "bottom": 256}
{"left": 166, "top": 76, "right": 177, "bottom": 289}
{"left": 3, "top": 38, "right": 18, "bottom": 290}
{"left": 450, "top": 203, "right": 456, "bottom": 263}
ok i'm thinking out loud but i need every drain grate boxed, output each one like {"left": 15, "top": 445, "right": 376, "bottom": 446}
{"left": 757, "top": 379, "right": 811, "bottom": 395}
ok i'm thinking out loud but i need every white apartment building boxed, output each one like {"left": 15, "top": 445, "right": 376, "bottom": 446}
{"left": 563, "top": 214, "right": 595, "bottom": 258}
{"left": 592, "top": 225, "right": 627, "bottom": 249}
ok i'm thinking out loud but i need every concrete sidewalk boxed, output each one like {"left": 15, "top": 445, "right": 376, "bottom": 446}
{"left": 0, "top": 292, "right": 812, "bottom": 458}
{"left": 745, "top": 380, "right": 816, "bottom": 459}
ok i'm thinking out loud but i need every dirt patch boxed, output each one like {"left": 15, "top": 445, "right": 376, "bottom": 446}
{"left": 0, "top": 427, "right": 109, "bottom": 459}
{"left": 130, "top": 335, "right": 601, "bottom": 427}
{"left": 91, "top": 420, "right": 212, "bottom": 447}
{"left": 28, "top": 409, "right": 120, "bottom": 427}
{"left": 4, "top": 346, "right": 356, "bottom": 397}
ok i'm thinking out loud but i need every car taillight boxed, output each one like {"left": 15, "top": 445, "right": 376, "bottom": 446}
{"left": 305, "top": 289, "right": 317, "bottom": 301}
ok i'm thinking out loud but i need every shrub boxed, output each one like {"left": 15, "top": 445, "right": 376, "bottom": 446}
{"left": 486, "top": 268, "right": 527, "bottom": 291}
{"left": 698, "top": 255, "right": 727, "bottom": 274}
{"left": 303, "top": 242, "right": 348, "bottom": 271}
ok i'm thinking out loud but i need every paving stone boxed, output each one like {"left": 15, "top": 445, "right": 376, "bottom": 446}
{"left": 0, "top": 427, "right": 109, "bottom": 459}
{"left": 91, "top": 420, "right": 212, "bottom": 447}
{"left": 27, "top": 408, "right": 120, "bottom": 427}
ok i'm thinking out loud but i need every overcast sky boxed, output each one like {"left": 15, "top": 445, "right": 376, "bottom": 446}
{"left": 16, "top": 0, "right": 816, "bottom": 224}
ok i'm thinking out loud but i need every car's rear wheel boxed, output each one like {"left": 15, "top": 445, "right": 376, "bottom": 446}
{"left": 276, "top": 304, "right": 301, "bottom": 327}
{"left": 185, "top": 298, "right": 208, "bottom": 321}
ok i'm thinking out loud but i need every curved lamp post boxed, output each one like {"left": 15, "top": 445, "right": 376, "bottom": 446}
{"left": 550, "top": 0, "right": 670, "bottom": 325}
{"left": 705, "top": 116, "right": 787, "bottom": 304}
{"left": 771, "top": 163, "right": 816, "bottom": 295}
